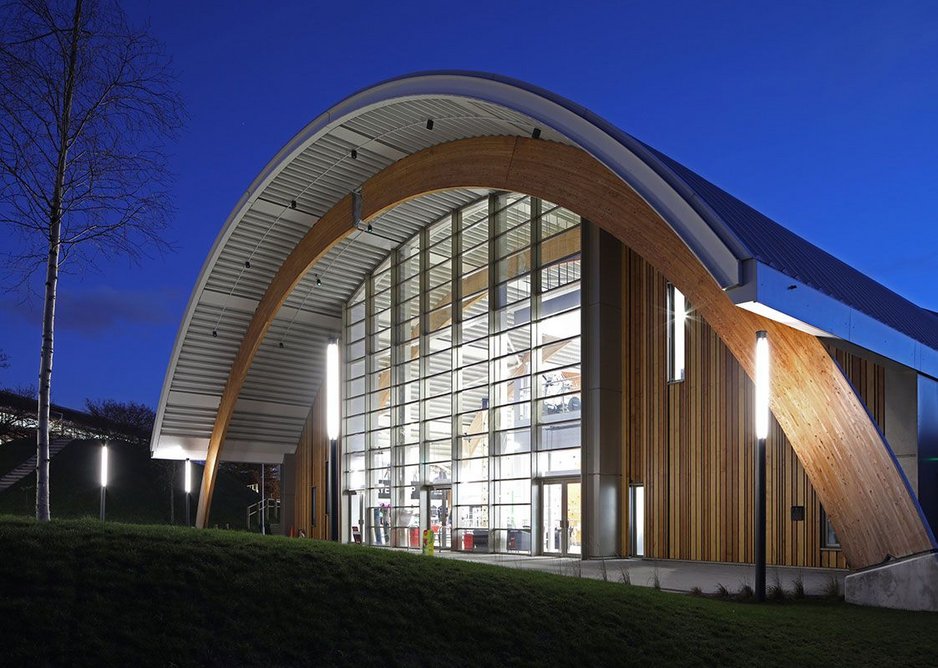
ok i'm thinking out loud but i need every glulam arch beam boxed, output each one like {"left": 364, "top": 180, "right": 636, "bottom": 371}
{"left": 195, "top": 136, "right": 934, "bottom": 568}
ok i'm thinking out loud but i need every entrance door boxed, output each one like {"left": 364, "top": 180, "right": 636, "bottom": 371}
{"left": 429, "top": 486, "right": 453, "bottom": 550}
{"left": 541, "top": 480, "right": 581, "bottom": 556}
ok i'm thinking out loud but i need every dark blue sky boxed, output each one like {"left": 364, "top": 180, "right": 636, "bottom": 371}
{"left": 2, "top": 0, "right": 937, "bottom": 409}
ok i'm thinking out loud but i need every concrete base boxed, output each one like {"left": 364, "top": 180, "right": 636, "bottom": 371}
{"left": 845, "top": 552, "right": 938, "bottom": 611}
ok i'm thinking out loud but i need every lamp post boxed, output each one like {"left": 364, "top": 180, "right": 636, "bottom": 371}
{"left": 260, "top": 463, "right": 266, "bottom": 535}
{"left": 754, "top": 330, "right": 770, "bottom": 602}
{"left": 99, "top": 443, "right": 108, "bottom": 522}
{"left": 327, "top": 338, "right": 340, "bottom": 541}
{"left": 184, "top": 458, "right": 191, "bottom": 527}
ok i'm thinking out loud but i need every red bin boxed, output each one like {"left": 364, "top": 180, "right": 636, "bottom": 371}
{"left": 463, "top": 531, "right": 474, "bottom": 551}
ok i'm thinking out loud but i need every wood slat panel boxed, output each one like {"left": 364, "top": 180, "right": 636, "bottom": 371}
{"left": 621, "top": 249, "right": 864, "bottom": 568}
{"left": 291, "top": 391, "right": 329, "bottom": 539}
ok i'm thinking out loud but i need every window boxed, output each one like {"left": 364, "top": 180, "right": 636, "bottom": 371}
{"left": 343, "top": 194, "right": 582, "bottom": 554}
{"left": 821, "top": 506, "right": 840, "bottom": 549}
{"left": 667, "top": 283, "right": 686, "bottom": 382}
{"left": 630, "top": 484, "right": 645, "bottom": 557}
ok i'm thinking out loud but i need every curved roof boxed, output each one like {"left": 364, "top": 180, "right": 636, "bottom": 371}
{"left": 152, "top": 71, "right": 938, "bottom": 463}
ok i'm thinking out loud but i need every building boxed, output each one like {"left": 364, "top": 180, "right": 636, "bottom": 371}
{"left": 152, "top": 72, "right": 938, "bottom": 610}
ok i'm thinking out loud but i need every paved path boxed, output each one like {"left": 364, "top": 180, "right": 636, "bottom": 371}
{"left": 0, "top": 437, "right": 73, "bottom": 493}
{"left": 430, "top": 550, "right": 846, "bottom": 597}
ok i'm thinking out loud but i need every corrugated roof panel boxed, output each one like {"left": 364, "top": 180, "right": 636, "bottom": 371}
{"left": 644, "top": 144, "right": 938, "bottom": 351}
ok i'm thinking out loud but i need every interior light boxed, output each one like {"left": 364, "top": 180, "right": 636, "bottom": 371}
{"left": 674, "top": 288, "right": 686, "bottom": 381}
{"left": 755, "top": 331, "right": 770, "bottom": 440}
{"left": 185, "top": 458, "right": 192, "bottom": 495}
{"left": 327, "top": 340, "right": 340, "bottom": 440}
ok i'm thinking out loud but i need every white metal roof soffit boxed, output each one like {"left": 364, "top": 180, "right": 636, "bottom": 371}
{"left": 153, "top": 95, "right": 559, "bottom": 462}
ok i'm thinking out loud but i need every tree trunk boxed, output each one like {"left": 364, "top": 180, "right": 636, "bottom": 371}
{"left": 36, "top": 0, "right": 82, "bottom": 521}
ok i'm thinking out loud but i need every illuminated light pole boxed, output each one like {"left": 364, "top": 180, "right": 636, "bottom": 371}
{"left": 185, "top": 458, "right": 192, "bottom": 527}
{"left": 100, "top": 443, "right": 109, "bottom": 522}
{"left": 754, "top": 331, "right": 770, "bottom": 602}
{"left": 327, "top": 338, "right": 340, "bottom": 541}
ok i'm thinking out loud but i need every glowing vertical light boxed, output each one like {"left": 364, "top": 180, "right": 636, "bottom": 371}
{"left": 668, "top": 284, "right": 686, "bottom": 382}
{"left": 100, "top": 444, "right": 109, "bottom": 488}
{"left": 755, "top": 331, "right": 770, "bottom": 440}
{"left": 327, "top": 339, "right": 340, "bottom": 440}
{"left": 185, "top": 458, "right": 192, "bottom": 494}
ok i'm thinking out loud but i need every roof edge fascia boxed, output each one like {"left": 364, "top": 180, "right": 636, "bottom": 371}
{"left": 730, "top": 260, "right": 938, "bottom": 379}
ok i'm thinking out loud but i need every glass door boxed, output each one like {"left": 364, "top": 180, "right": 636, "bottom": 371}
{"left": 429, "top": 486, "right": 453, "bottom": 550}
{"left": 541, "top": 479, "right": 581, "bottom": 556}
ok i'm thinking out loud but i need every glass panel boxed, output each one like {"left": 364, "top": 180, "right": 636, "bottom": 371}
{"left": 495, "top": 428, "right": 531, "bottom": 454}
{"left": 497, "top": 248, "right": 531, "bottom": 282}
{"left": 348, "top": 319, "right": 365, "bottom": 342}
{"left": 538, "top": 393, "right": 581, "bottom": 423}
{"left": 541, "top": 257, "right": 581, "bottom": 292}
{"left": 374, "top": 270, "right": 391, "bottom": 294}
{"left": 495, "top": 223, "right": 530, "bottom": 259}
{"left": 536, "top": 337, "right": 580, "bottom": 371}
{"left": 542, "top": 482, "right": 562, "bottom": 554}
{"left": 459, "top": 434, "right": 488, "bottom": 458}
{"left": 349, "top": 301, "right": 366, "bottom": 324}
{"left": 427, "top": 239, "right": 452, "bottom": 267}
{"left": 460, "top": 313, "right": 488, "bottom": 343}
{"left": 461, "top": 292, "right": 488, "bottom": 319}
{"left": 538, "top": 421, "right": 580, "bottom": 451}
{"left": 567, "top": 482, "right": 582, "bottom": 556}
{"left": 493, "top": 455, "right": 530, "bottom": 481}
{"left": 495, "top": 275, "right": 531, "bottom": 309}
{"left": 373, "top": 289, "right": 391, "bottom": 312}
{"left": 456, "top": 409, "right": 488, "bottom": 436}
{"left": 400, "top": 275, "right": 420, "bottom": 301}
{"left": 536, "top": 448, "right": 580, "bottom": 476}
{"left": 540, "top": 203, "right": 580, "bottom": 239}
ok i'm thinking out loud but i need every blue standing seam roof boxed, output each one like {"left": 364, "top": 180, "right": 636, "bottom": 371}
{"left": 641, "top": 143, "right": 938, "bottom": 353}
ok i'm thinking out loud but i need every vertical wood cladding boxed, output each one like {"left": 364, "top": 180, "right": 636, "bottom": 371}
{"left": 622, "top": 248, "right": 885, "bottom": 569}
{"left": 292, "top": 390, "right": 330, "bottom": 539}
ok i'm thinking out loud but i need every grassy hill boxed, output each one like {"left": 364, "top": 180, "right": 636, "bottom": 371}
{"left": 0, "top": 517, "right": 935, "bottom": 666}
{"left": 0, "top": 438, "right": 257, "bottom": 528}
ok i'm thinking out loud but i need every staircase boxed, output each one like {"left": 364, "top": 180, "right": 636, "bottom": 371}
{"left": 0, "top": 437, "right": 73, "bottom": 493}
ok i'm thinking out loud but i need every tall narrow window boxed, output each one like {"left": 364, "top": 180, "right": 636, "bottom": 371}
{"left": 821, "top": 506, "right": 840, "bottom": 549}
{"left": 629, "top": 484, "right": 645, "bottom": 557}
{"left": 667, "top": 283, "right": 686, "bottom": 382}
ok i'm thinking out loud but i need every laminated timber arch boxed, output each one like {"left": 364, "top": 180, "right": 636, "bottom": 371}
{"left": 195, "top": 135, "right": 935, "bottom": 569}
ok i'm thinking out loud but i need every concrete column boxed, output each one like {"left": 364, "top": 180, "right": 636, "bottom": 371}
{"left": 581, "top": 220, "right": 622, "bottom": 558}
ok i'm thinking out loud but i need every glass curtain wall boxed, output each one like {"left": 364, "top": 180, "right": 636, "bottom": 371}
{"left": 343, "top": 193, "right": 582, "bottom": 553}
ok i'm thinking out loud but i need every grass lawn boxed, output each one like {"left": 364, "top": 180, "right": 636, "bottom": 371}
{"left": 0, "top": 517, "right": 935, "bottom": 666}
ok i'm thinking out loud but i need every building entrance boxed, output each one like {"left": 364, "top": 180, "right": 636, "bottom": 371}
{"left": 542, "top": 479, "right": 581, "bottom": 556}
{"left": 428, "top": 486, "right": 453, "bottom": 550}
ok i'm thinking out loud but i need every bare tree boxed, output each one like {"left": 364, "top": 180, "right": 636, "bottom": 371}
{"left": 0, "top": 0, "right": 183, "bottom": 520}
{"left": 84, "top": 397, "right": 154, "bottom": 446}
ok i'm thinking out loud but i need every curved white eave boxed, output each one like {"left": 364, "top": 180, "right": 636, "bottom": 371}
{"left": 151, "top": 71, "right": 749, "bottom": 456}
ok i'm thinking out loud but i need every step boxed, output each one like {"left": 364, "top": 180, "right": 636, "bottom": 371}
{"left": 0, "top": 438, "right": 74, "bottom": 493}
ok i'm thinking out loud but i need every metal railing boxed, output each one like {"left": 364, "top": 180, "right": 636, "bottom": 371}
{"left": 246, "top": 498, "right": 281, "bottom": 533}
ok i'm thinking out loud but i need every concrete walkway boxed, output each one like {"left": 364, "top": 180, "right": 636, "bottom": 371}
{"left": 428, "top": 550, "right": 846, "bottom": 597}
